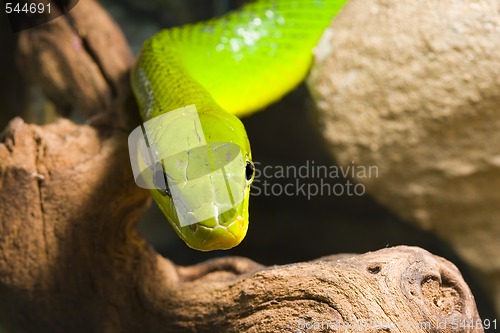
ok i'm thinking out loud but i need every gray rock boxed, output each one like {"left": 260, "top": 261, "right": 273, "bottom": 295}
{"left": 308, "top": 0, "right": 500, "bottom": 315}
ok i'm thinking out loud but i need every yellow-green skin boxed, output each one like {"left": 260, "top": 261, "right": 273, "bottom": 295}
{"left": 131, "top": 0, "right": 347, "bottom": 251}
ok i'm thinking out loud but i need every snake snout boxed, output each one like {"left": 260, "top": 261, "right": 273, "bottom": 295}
{"left": 181, "top": 203, "right": 248, "bottom": 251}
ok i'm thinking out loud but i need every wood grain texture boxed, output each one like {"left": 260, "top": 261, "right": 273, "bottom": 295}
{"left": 16, "top": 0, "right": 133, "bottom": 117}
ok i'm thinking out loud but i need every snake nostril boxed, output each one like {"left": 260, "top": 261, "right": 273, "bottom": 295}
{"left": 218, "top": 208, "right": 238, "bottom": 227}
{"left": 188, "top": 223, "right": 198, "bottom": 233}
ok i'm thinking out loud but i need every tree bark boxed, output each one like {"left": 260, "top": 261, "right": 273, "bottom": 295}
{"left": 0, "top": 1, "right": 485, "bottom": 332}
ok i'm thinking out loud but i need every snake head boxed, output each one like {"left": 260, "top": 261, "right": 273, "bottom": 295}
{"left": 151, "top": 143, "right": 254, "bottom": 251}
{"left": 129, "top": 104, "right": 254, "bottom": 251}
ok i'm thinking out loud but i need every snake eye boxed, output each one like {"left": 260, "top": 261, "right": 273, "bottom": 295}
{"left": 153, "top": 162, "right": 171, "bottom": 197}
{"left": 245, "top": 161, "right": 255, "bottom": 182}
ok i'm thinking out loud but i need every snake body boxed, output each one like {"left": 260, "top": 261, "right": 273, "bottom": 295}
{"left": 131, "top": 0, "right": 347, "bottom": 251}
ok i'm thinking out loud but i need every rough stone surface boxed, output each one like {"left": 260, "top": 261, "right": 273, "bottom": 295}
{"left": 308, "top": 0, "right": 500, "bottom": 316}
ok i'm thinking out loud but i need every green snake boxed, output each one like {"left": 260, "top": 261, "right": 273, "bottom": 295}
{"left": 129, "top": 0, "right": 347, "bottom": 251}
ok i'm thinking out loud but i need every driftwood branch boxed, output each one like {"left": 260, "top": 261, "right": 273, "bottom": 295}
{"left": 15, "top": 0, "right": 133, "bottom": 117}
{"left": 0, "top": 1, "right": 484, "bottom": 332}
